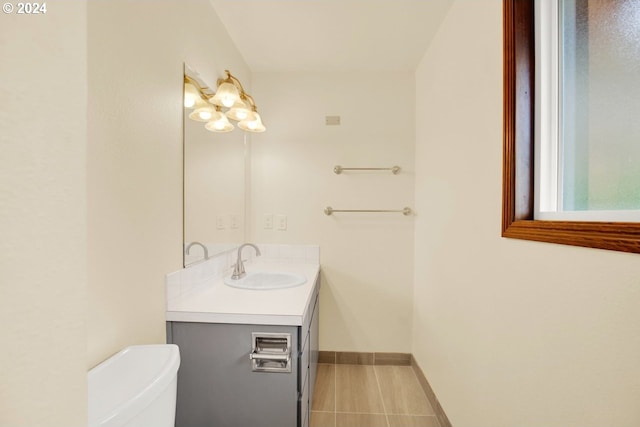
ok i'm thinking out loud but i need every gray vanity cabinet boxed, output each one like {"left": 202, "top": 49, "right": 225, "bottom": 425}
{"left": 167, "top": 278, "right": 319, "bottom": 427}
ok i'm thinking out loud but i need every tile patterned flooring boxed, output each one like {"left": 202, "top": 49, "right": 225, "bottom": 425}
{"left": 310, "top": 364, "right": 440, "bottom": 427}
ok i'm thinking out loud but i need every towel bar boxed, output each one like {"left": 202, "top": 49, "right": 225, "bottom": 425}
{"left": 333, "top": 165, "right": 401, "bottom": 175}
{"left": 324, "top": 206, "right": 412, "bottom": 216}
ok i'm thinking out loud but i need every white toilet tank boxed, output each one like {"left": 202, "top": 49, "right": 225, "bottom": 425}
{"left": 88, "top": 344, "right": 180, "bottom": 427}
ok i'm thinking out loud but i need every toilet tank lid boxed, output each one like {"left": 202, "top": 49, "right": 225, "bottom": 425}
{"left": 88, "top": 344, "right": 180, "bottom": 427}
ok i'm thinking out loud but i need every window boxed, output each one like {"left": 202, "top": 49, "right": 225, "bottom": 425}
{"left": 535, "top": 0, "right": 640, "bottom": 222}
{"left": 502, "top": 0, "right": 640, "bottom": 253}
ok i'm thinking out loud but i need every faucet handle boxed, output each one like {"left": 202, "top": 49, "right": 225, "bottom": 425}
{"left": 231, "top": 243, "right": 261, "bottom": 280}
{"left": 231, "top": 260, "right": 246, "bottom": 280}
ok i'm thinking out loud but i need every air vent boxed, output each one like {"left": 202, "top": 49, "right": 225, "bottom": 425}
{"left": 325, "top": 116, "right": 341, "bottom": 125}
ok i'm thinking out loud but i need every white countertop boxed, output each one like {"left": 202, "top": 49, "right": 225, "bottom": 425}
{"left": 166, "top": 261, "right": 320, "bottom": 326}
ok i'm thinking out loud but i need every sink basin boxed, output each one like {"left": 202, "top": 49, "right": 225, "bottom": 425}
{"left": 224, "top": 272, "right": 307, "bottom": 290}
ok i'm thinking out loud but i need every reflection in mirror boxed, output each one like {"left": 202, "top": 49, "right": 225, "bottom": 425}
{"left": 183, "top": 64, "right": 245, "bottom": 267}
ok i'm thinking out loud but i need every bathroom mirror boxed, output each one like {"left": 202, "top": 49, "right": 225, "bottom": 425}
{"left": 183, "top": 65, "right": 245, "bottom": 266}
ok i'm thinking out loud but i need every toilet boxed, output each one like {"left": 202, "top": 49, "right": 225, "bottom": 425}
{"left": 88, "top": 344, "right": 180, "bottom": 427}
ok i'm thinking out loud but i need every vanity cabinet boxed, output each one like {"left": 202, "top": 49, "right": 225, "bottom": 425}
{"left": 167, "top": 277, "right": 319, "bottom": 427}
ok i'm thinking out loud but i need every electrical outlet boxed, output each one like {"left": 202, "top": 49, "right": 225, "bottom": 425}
{"left": 263, "top": 214, "right": 273, "bottom": 229}
{"left": 230, "top": 215, "right": 240, "bottom": 229}
{"left": 216, "top": 215, "right": 225, "bottom": 230}
{"left": 276, "top": 214, "right": 287, "bottom": 231}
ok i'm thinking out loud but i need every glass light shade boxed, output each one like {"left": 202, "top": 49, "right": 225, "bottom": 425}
{"left": 210, "top": 82, "right": 240, "bottom": 108}
{"left": 226, "top": 99, "right": 254, "bottom": 122}
{"left": 205, "top": 112, "right": 234, "bottom": 132}
{"left": 238, "top": 112, "right": 266, "bottom": 133}
{"left": 188, "top": 105, "right": 216, "bottom": 122}
{"left": 184, "top": 83, "right": 201, "bottom": 109}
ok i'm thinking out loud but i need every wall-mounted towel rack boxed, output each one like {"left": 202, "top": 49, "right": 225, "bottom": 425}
{"left": 333, "top": 165, "right": 401, "bottom": 175}
{"left": 324, "top": 206, "right": 412, "bottom": 216}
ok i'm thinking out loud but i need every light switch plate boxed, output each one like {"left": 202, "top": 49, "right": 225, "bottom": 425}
{"left": 263, "top": 214, "right": 273, "bottom": 229}
{"left": 230, "top": 215, "right": 240, "bottom": 229}
{"left": 276, "top": 214, "right": 287, "bottom": 231}
{"left": 216, "top": 215, "right": 225, "bottom": 230}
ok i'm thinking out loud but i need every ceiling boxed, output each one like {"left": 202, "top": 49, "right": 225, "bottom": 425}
{"left": 209, "top": 0, "right": 454, "bottom": 73}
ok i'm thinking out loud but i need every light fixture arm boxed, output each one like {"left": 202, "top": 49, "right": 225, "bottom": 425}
{"left": 219, "top": 70, "right": 247, "bottom": 95}
{"left": 242, "top": 93, "right": 258, "bottom": 111}
{"left": 184, "top": 75, "right": 215, "bottom": 99}
{"left": 219, "top": 70, "right": 260, "bottom": 112}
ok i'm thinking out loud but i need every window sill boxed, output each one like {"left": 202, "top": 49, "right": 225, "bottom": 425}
{"left": 502, "top": 219, "right": 640, "bottom": 254}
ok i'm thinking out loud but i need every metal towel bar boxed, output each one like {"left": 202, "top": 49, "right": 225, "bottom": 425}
{"left": 324, "top": 206, "right": 412, "bottom": 216}
{"left": 333, "top": 165, "right": 401, "bottom": 175}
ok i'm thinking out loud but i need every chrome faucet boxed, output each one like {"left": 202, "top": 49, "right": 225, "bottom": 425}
{"left": 231, "top": 243, "right": 261, "bottom": 280}
{"left": 185, "top": 241, "right": 209, "bottom": 261}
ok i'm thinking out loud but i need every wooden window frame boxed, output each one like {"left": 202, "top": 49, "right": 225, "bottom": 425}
{"left": 502, "top": 0, "right": 640, "bottom": 254}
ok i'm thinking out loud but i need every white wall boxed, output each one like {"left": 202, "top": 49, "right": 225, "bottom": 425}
{"left": 0, "top": 2, "right": 88, "bottom": 425}
{"left": 251, "top": 72, "right": 415, "bottom": 352}
{"left": 87, "top": 0, "right": 250, "bottom": 368}
{"left": 0, "top": 0, "right": 249, "bottom": 421}
{"left": 413, "top": 1, "right": 640, "bottom": 426}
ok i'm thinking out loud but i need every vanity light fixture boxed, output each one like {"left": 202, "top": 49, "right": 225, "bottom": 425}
{"left": 226, "top": 98, "right": 251, "bottom": 121}
{"left": 183, "top": 82, "right": 201, "bottom": 108}
{"left": 209, "top": 80, "right": 240, "bottom": 108}
{"left": 238, "top": 110, "right": 266, "bottom": 133}
{"left": 188, "top": 104, "right": 216, "bottom": 122}
{"left": 204, "top": 106, "right": 234, "bottom": 133}
{"left": 184, "top": 70, "right": 266, "bottom": 133}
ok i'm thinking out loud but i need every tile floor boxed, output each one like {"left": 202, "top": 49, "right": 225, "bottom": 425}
{"left": 310, "top": 364, "right": 440, "bottom": 427}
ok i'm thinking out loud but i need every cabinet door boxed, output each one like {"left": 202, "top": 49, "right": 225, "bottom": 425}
{"left": 299, "top": 368, "right": 310, "bottom": 427}
{"left": 169, "top": 322, "right": 299, "bottom": 427}
{"left": 309, "top": 290, "right": 320, "bottom": 407}
{"left": 300, "top": 330, "right": 310, "bottom": 389}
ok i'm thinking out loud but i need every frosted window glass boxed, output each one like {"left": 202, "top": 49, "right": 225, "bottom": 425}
{"left": 560, "top": 0, "right": 640, "bottom": 211}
